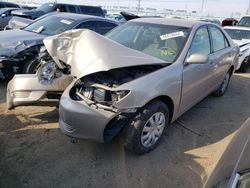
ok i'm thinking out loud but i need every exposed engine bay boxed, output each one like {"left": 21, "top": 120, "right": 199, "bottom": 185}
{"left": 69, "top": 64, "right": 167, "bottom": 108}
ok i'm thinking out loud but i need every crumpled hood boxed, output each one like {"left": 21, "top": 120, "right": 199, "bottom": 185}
{"left": 43, "top": 29, "right": 166, "bottom": 78}
{"left": 0, "top": 29, "right": 44, "bottom": 57}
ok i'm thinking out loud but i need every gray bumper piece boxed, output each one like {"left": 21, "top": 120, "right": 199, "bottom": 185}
{"left": 7, "top": 74, "right": 73, "bottom": 109}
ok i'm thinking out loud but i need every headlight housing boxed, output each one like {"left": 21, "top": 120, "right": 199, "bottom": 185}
{"left": 70, "top": 82, "right": 130, "bottom": 106}
{"left": 37, "top": 61, "right": 57, "bottom": 85}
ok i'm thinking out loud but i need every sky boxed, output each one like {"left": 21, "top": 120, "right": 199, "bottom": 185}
{"left": 13, "top": 0, "right": 250, "bottom": 17}
{"left": 61, "top": 0, "right": 250, "bottom": 17}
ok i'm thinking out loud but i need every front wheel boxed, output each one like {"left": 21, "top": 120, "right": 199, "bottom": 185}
{"left": 212, "top": 70, "right": 231, "bottom": 97}
{"left": 122, "top": 100, "right": 169, "bottom": 154}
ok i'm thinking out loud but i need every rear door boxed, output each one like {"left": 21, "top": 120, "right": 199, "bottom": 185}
{"left": 208, "top": 26, "right": 233, "bottom": 84}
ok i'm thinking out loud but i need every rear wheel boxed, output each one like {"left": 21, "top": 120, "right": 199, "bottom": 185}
{"left": 212, "top": 70, "right": 231, "bottom": 97}
{"left": 123, "top": 100, "right": 169, "bottom": 154}
{"left": 238, "top": 57, "right": 249, "bottom": 73}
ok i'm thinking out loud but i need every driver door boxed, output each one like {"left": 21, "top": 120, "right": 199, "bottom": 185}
{"left": 179, "top": 26, "right": 215, "bottom": 114}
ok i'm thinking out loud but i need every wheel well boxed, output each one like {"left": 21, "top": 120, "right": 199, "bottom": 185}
{"left": 154, "top": 95, "right": 174, "bottom": 123}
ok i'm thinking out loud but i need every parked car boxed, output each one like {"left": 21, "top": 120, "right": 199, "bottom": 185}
{"left": 7, "top": 18, "right": 239, "bottom": 154}
{"left": 0, "top": 8, "right": 20, "bottom": 30}
{"left": 11, "top": 3, "right": 105, "bottom": 20}
{"left": 238, "top": 16, "right": 250, "bottom": 27}
{"left": 204, "top": 117, "right": 250, "bottom": 188}
{"left": 224, "top": 26, "right": 250, "bottom": 72}
{"left": 0, "top": 1, "right": 20, "bottom": 8}
{"left": 0, "top": 12, "right": 118, "bottom": 80}
{"left": 222, "top": 18, "right": 238, "bottom": 27}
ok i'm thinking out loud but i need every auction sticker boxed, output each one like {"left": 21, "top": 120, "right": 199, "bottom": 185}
{"left": 160, "top": 31, "right": 184, "bottom": 40}
{"left": 60, "top": 19, "right": 72, "bottom": 25}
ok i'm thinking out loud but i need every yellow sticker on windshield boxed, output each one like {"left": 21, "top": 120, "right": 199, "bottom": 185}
{"left": 160, "top": 31, "right": 184, "bottom": 40}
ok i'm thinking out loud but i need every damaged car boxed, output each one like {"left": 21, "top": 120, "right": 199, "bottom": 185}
{"left": 0, "top": 12, "right": 118, "bottom": 80}
{"left": 8, "top": 19, "right": 239, "bottom": 154}
{"left": 224, "top": 26, "right": 250, "bottom": 72}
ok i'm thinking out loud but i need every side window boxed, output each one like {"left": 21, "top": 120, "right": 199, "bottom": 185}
{"left": 67, "top": 5, "right": 77, "bottom": 13}
{"left": 95, "top": 21, "right": 117, "bottom": 35}
{"left": 209, "top": 27, "right": 228, "bottom": 52}
{"left": 75, "top": 21, "right": 97, "bottom": 32}
{"left": 55, "top": 5, "right": 67, "bottom": 12}
{"left": 188, "top": 27, "right": 211, "bottom": 56}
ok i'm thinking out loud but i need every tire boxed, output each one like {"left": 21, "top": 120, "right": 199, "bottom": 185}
{"left": 122, "top": 100, "right": 169, "bottom": 154}
{"left": 212, "top": 70, "right": 231, "bottom": 97}
{"left": 238, "top": 59, "right": 248, "bottom": 73}
{"left": 22, "top": 57, "right": 40, "bottom": 74}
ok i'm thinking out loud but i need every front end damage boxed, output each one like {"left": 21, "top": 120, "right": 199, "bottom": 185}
{"left": 7, "top": 29, "right": 170, "bottom": 141}
{"left": 60, "top": 64, "right": 165, "bottom": 142}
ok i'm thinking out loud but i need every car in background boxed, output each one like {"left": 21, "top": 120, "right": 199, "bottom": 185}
{"left": 204, "top": 117, "right": 250, "bottom": 188}
{"left": 7, "top": 19, "right": 238, "bottom": 154}
{"left": 11, "top": 3, "right": 105, "bottom": 20}
{"left": 0, "top": 12, "right": 118, "bottom": 80}
{"left": 222, "top": 18, "right": 238, "bottom": 27}
{"left": 238, "top": 16, "right": 250, "bottom": 27}
{"left": 200, "top": 18, "right": 221, "bottom": 26}
{"left": 0, "top": 1, "right": 20, "bottom": 8}
{"left": 224, "top": 26, "right": 250, "bottom": 72}
{"left": 0, "top": 8, "right": 21, "bottom": 30}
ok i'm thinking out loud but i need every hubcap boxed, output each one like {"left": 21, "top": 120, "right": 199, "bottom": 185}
{"left": 221, "top": 73, "right": 230, "bottom": 93}
{"left": 141, "top": 112, "right": 166, "bottom": 148}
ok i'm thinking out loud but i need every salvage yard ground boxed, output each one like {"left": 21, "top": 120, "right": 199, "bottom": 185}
{"left": 1, "top": 71, "right": 250, "bottom": 188}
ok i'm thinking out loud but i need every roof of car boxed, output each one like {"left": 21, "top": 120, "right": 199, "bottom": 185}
{"left": 50, "top": 12, "right": 116, "bottom": 22}
{"left": 130, "top": 18, "right": 204, "bottom": 28}
{"left": 224, "top": 26, "right": 250, "bottom": 31}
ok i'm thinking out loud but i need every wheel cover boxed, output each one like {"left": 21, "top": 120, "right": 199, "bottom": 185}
{"left": 141, "top": 112, "right": 166, "bottom": 148}
{"left": 221, "top": 73, "right": 230, "bottom": 93}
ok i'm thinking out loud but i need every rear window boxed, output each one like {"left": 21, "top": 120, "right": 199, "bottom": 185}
{"left": 79, "top": 6, "right": 104, "bottom": 17}
{"left": 225, "top": 29, "right": 250, "bottom": 40}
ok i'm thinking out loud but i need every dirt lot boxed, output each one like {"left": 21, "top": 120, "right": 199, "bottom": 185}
{"left": 1, "top": 72, "right": 250, "bottom": 188}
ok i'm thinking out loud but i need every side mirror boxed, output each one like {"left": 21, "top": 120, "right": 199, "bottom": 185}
{"left": 1, "top": 14, "right": 6, "bottom": 18}
{"left": 186, "top": 54, "right": 208, "bottom": 64}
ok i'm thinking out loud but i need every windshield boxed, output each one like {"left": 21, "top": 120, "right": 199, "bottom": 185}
{"left": 37, "top": 3, "right": 55, "bottom": 13}
{"left": 0, "top": 9, "right": 7, "bottom": 15}
{"left": 24, "top": 15, "right": 75, "bottom": 36}
{"left": 238, "top": 17, "right": 250, "bottom": 27}
{"left": 225, "top": 29, "right": 250, "bottom": 40}
{"left": 106, "top": 22, "right": 189, "bottom": 63}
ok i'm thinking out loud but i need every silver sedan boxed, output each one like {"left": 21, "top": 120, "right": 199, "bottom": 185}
{"left": 17, "top": 18, "right": 241, "bottom": 154}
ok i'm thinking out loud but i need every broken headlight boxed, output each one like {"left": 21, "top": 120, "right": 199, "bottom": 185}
{"left": 37, "top": 61, "right": 57, "bottom": 85}
{"left": 70, "top": 83, "right": 129, "bottom": 106}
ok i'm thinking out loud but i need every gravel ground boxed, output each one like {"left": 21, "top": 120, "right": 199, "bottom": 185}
{"left": 1, "top": 71, "right": 250, "bottom": 188}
